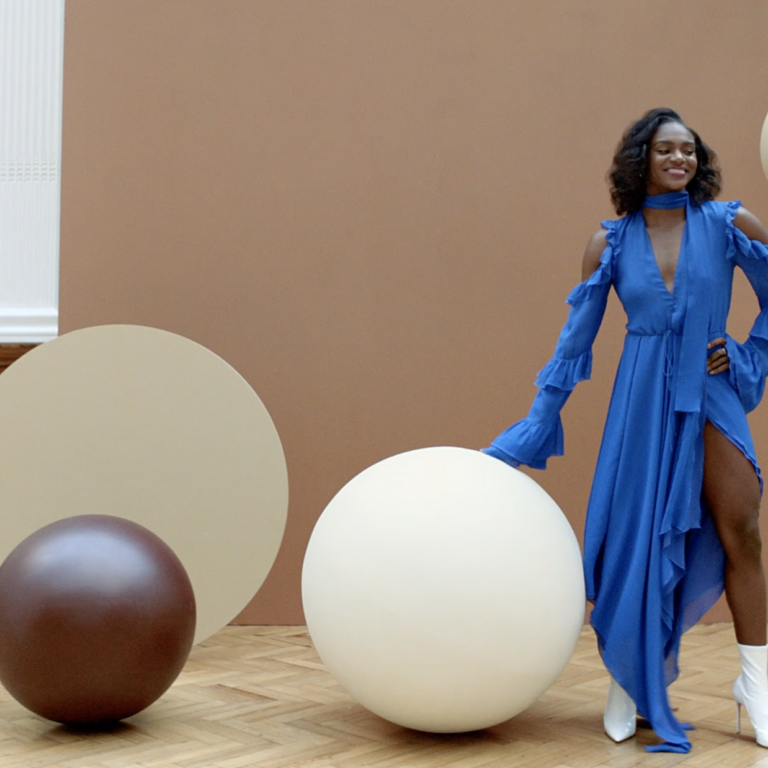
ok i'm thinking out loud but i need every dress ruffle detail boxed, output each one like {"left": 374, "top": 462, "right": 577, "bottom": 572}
{"left": 534, "top": 350, "right": 592, "bottom": 390}
{"left": 482, "top": 416, "right": 564, "bottom": 470}
{"left": 724, "top": 198, "right": 742, "bottom": 229}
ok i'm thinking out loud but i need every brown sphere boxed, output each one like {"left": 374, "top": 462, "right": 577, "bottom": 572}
{"left": 0, "top": 515, "right": 196, "bottom": 724}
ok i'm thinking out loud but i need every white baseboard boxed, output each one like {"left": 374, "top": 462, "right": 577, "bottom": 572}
{"left": 0, "top": 308, "right": 57, "bottom": 343}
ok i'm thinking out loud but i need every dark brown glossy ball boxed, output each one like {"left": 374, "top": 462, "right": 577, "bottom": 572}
{"left": 0, "top": 515, "right": 196, "bottom": 724}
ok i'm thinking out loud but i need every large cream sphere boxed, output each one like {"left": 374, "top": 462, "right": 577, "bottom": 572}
{"left": 302, "top": 446, "right": 585, "bottom": 733}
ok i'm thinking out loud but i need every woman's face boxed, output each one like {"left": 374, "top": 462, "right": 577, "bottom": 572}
{"left": 645, "top": 121, "right": 698, "bottom": 196}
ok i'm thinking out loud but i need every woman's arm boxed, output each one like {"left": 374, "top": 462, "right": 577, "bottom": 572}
{"left": 724, "top": 206, "right": 768, "bottom": 411}
{"left": 484, "top": 228, "right": 615, "bottom": 468}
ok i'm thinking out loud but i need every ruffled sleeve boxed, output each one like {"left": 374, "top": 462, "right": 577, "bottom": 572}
{"left": 724, "top": 201, "right": 768, "bottom": 413}
{"left": 483, "top": 221, "right": 617, "bottom": 468}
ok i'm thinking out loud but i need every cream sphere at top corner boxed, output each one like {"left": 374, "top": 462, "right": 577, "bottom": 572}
{"left": 301, "top": 445, "right": 585, "bottom": 734}
{"left": 761, "top": 109, "right": 768, "bottom": 187}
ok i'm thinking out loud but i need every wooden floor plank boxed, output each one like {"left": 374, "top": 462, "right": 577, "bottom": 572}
{"left": 1, "top": 624, "right": 768, "bottom": 766}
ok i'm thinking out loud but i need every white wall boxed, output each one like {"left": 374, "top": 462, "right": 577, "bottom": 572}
{"left": 0, "top": 0, "right": 64, "bottom": 342}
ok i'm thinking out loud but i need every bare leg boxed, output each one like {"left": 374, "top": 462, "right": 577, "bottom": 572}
{"left": 702, "top": 421, "right": 766, "bottom": 645}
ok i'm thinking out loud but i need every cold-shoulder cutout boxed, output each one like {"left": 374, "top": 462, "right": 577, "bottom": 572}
{"left": 733, "top": 206, "right": 768, "bottom": 245}
{"left": 567, "top": 222, "right": 616, "bottom": 307}
{"left": 582, "top": 229, "right": 609, "bottom": 280}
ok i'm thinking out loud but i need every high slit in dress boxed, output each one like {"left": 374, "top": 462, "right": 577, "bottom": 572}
{"left": 484, "top": 197, "right": 768, "bottom": 752}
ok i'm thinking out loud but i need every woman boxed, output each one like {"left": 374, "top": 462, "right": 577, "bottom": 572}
{"left": 484, "top": 108, "right": 768, "bottom": 753}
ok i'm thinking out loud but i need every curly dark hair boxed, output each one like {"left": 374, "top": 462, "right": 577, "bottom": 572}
{"left": 608, "top": 108, "right": 721, "bottom": 215}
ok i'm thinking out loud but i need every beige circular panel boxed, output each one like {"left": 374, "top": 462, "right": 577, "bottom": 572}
{"left": 0, "top": 325, "right": 287, "bottom": 644}
{"left": 762, "top": 110, "right": 768, "bottom": 185}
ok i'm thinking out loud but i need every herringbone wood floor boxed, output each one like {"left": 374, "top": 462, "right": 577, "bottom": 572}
{"left": 1, "top": 624, "right": 767, "bottom": 768}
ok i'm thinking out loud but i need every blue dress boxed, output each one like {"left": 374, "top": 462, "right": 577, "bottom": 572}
{"left": 485, "top": 195, "right": 768, "bottom": 752}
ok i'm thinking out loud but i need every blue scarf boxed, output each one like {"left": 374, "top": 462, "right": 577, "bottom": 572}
{"left": 644, "top": 191, "right": 689, "bottom": 210}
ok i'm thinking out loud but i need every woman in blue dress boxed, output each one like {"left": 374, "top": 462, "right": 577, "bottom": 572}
{"left": 485, "top": 108, "right": 768, "bottom": 753}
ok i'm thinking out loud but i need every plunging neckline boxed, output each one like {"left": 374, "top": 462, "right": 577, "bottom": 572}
{"left": 642, "top": 214, "right": 687, "bottom": 298}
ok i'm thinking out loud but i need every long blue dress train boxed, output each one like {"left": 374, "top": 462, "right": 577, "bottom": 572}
{"left": 484, "top": 193, "right": 768, "bottom": 752}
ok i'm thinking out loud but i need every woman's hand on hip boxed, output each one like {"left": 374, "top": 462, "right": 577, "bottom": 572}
{"left": 707, "top": 337, "right": 729, "bottom": 375}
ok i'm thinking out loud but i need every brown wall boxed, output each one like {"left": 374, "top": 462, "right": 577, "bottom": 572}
{"left": 60, "top": 1, "right": 768, "bottom": 624}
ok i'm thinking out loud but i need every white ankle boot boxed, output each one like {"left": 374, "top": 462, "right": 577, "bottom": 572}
{"left": 604, "top": 676, "right": 637, "bottom": 742}
{"left": 734, "top": 643, "right": 768, "bottom": 747}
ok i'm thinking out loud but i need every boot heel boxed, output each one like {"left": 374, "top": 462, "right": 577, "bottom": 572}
{"left": 734, "top": 645, "right": 768, "bottom": 748}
